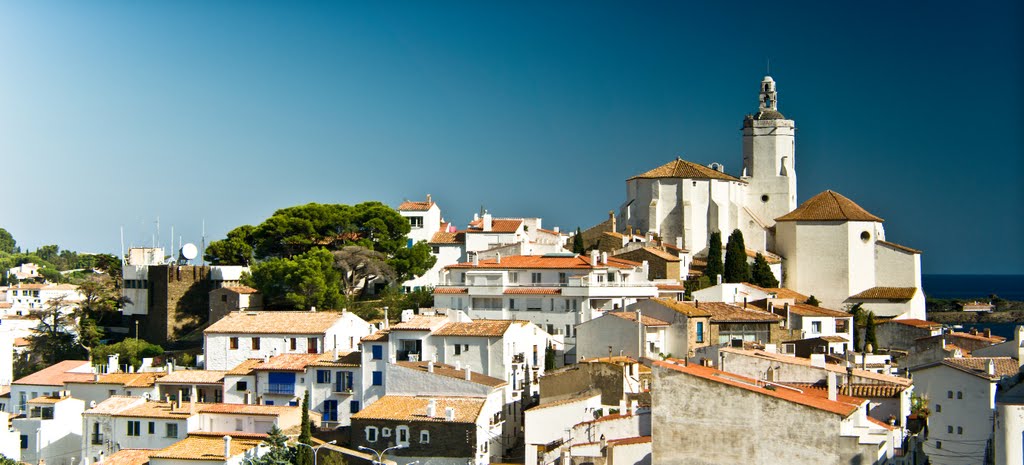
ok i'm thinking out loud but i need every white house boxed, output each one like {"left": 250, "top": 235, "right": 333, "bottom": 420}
{"left": 0, "top": 411, "right": 21, "bottom": 462}
{"left": 910, "top": 356, "right": 1020, "bottom": 465}
{"left": 524, "top": 393, "right": 604, "bottom": 465}
{"left": 10, "top": 359, "right": 94, "bottom": 415}
{"left": 995, "top": 379, "right": 1024, "bottom": 465}
{"left": 147, "top": 432, "right": 268, "bottom": 465}
{"left": 4, "top": 283, "right": 84, "bottom": 313}
{"left": 433, "top": 252, "right": 657, "bottom": 362}
{"left": 12, "top": 392, "right": 85, "bottom": 465}
{"left": 203, "top": 310, "right": 373, "bottom": 371}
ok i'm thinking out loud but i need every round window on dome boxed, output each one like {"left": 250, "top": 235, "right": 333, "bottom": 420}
{"left": 861, "top": 231, "right": 871, "bottom": 242}
{"left": 761, "top": 195, "right": 769, "bottom": 203}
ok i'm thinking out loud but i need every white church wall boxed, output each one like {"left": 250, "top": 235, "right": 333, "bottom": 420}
{"left": 779, "top": 221, "right": 851, "bottom": 310}
{"left": 875, "top": 244, "right": 921, "bottom": 289}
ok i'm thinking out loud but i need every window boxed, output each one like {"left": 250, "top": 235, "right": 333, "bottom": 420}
{"left": 365, "top": 427, "right": 378, "bottom": 442}
{"left": 148, "top": 421, "right": 155, "bottom": 434}
{"left": 235, "top": 419, "right": 244, "bottom": 431}
{"left": 396, "top": 426, "right": 409, "bottom": 445}
{"left": 696, "top": 322, "right": 705, "bottom": 343}
{"left": 565, "top": 325, "right": 572, "bottom": 338}
{"left": 531, "top": 272, "right": 542, "bottom": 284}
{"left": 936, "top": 404, "right": 941, "bottom": 412}
{"left": 811, "top": 321, "right": 822, "bottom": 334}
{"left": 509, "top": 298, "right": 517, "bottom": 310}
{"left": 431, "top": 246, "right": 439, "bottom": 254}
{"left": 957, "top": 426, "right": 963, "bottom": 435}
{"left": 947, "top": 426, "right": 953, "bottom": 434}
{"left": 936, "top": 441, "right": 942, "bottom": 449}
{"left": 290, "top": 338, "right": 297, "bottom": 351}
{"left": 20, "top": 435, "right": 27, "bottom": 449}
{"left": 860, "top": 231, "right": 871, "bottom": 242}
{"left": 371, "top": 344, "right": 383, "bottom": 360}
{"left": 335, "top": 371, "right": 353, "bottom": 391}
{"left": 229, "top": 337, "right": 239, "bottom": 350}
{"left": 127, "top": 421, "right": 141, "bottom": 437}
{"left": 558, "top": 273, "right": 567, "bottom": 285}
{"left": 420, "top": 430, "right": 430, "bottom": 443}
{"left": 166, "top": 423, "right": 178, "bottom": 438}
{"left": 409, "top": 216, "right": 424, "bottom": 229}
{"left": 382, "top": 427, "right": 391, "bottom": 438}
{"left": 455, "top": 344, "right": 462, "bottom": 355}
{"left": 236, "top": 381, "right": 248, "bottom": 391}
{"left": 317, "top": 370, "right": 331, "bottom": 384}
{"left": 372, "top": 371, "right": 383, "bottom": 386}
{"left": 350, "top": 401, "right": 360, "bottom": 413}
{"left": 957, "top": 391, "right": 963, "bottom": 399}
{"left": 252, "top": 337, "right": 260, "bottom": 350}
{"left": 308, "top": 337, "right": 318, "bottom": 353}
{"left": 947, "top": 391, "right": 953, "bottom": 399}
{"left": 526, "top": 298, "right": 542, "bottom": 311}
{"left": 322, "top": 400, "right": 338, "bottom": 422}
{"left": 836, "top": 319, "right": 849, "bottom": 333}
{"left": 509, "top": 272, "right": 518, "bottom": 284}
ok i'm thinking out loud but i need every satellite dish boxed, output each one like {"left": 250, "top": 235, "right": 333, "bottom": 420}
{"left": 180, "top": 243, "right": 198, "bottom": 261}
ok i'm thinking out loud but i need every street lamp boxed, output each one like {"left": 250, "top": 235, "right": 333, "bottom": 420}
{"left": 358, "top": 444, "right": 406, "bottom": 465}
{"left": 295, "top": 440, "right": 337, "bottom": 465}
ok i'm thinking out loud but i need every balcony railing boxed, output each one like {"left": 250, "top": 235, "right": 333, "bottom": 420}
{"left": 266, "top": 383, "right": 295, "bottom": 395}
{"left": 91, "top": 433, "right": 104, "bottom": 445}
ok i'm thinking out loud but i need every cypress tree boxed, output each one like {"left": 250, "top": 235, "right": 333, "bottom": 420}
{"left": 750, "top": 253, "right": 779, "bottom": 288}
{"left": 572, "top": 227, "right": 585, "bottom": 254}
{"left": 848, "top": 303, "right": 863, "bottom": 352}
{"left": 864, "top": 311, "right": 878, "bottom": 353}
{"left": 296, "top": 390, "right": 313, "bottom": 465}
{"left": 723, "top": 229, "right": 750, "bottom": 283}
{"left": 704, "top": 231, "right": 724, "bottom": 283}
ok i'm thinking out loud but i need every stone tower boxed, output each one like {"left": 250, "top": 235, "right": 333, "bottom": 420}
{"left": 742, "top": 76, "right": 797, "bottom": 227}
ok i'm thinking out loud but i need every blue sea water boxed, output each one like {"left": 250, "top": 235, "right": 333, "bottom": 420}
{"left": 922, "top": 274, "right": 1024, "bottom": 301}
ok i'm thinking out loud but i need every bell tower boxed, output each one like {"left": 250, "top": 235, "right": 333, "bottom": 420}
{"left": 742, "top": 75, "right": 797, "bottom": 227}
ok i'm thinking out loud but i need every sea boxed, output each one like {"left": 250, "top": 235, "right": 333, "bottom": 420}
{"left": 923, "top": 274, "right": 1024, "bottom": 339}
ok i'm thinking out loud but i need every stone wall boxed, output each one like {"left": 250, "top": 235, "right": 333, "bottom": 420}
{"left": 145, "top": 265, "right": 213, "bottom": 345}
{"left": 349, "top": 418, "right": 475, "bottom": 460}
{"left": 615, "top": 248, "right": 680, "bottom": 281}
{"left": 539, "top": 362, "right": 624, "bottom": 406}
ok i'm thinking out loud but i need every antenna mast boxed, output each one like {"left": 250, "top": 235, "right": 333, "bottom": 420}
{"left": 201, "top": 219, "right": 206, "bottom": 266}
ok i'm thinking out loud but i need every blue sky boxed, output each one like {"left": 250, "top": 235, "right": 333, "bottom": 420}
{"left": 1, "top": 1, "right": 1021, "bottom": 274}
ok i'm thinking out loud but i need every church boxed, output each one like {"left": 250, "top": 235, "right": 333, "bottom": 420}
{"left": 618, "top": 76, "right": 924, "bottom": 319}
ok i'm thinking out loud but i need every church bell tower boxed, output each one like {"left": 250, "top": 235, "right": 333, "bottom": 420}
{"left": 742, "top": 76, "right": 797, "bottom": 226}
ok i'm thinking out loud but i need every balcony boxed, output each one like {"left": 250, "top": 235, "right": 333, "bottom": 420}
{"left": 512, "top": 353, "right": 525, "bottom": 364}
{"left": 266, "top": 383, "right": 295, "bottom": 395}
{"left": 91, "top": 433, "right": 104, "bottom": 445}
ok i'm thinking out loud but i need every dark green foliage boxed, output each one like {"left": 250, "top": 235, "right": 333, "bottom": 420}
{"left": 724, "top": 229, "right": 750, "bottom": 283}
{"left": 545, "top": 344, "right": 557, "bottom": 371}
{"left": 390, "top": 241, "right": 437, "bottom": 284}
{"left": 684, "top": 275, "right": 712, "bottom": 299}
{"left": 704, "top": 231, "right": 724, "bottom": 282}
{"left": 805, "top": 295, "right": 820, "bottom": 306}
{"left": 333, "top": 246, "right": 396, "bottom": 302}
{"left": 245, "top": 248, "right": 344, "bottom": 310}
{"left": 572, "top": 228, "right": 585, "bottom": 254}
{"left": 848, "top": 303, "right": 864, "bottom": 352}
{"left": 0, "top": 228, "right": 16, "bottom": 254}
{"left": 243, "top": 425, "right": 294, "bottom": 465}
{"left": 204, "top": 225, "right": 256, "bottom": 265}
{"left": 92, "top": 339, "right": 165, "bottom": 370}
{"left": 864, "top": 311, "right": 878, "bottom": 353}
{"left": 297, "top": 390, "right": 313, "bottom": 465}
{"left": 0, "top": 453, "right": 19, "bottom": 465}
{"left": 750, "top": 253, "right": 779, "bottom": 288}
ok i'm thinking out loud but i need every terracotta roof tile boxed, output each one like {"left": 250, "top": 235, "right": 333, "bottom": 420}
{"left": 113, "top": 401, "right": 196, "bottom": 419}
{"left": 86, "top": 396, "right": 147, "bottom": 415}
{"left": 848, "top": 287, "right": 917, "bottom": 300}
{"left": 29, "top": 395, "right": 71, "bottom": 404}
{"left": 775, "top": 190, "right": 884, "bottom": 222}
{"left": 503, "top": 288, "right": 562, "bottom": 295}
{"left": 744, "top": 249, "right": 782, "bottom": 264}
{"left": 150, "top": 433, "right": 266, "bottom": 461}
{"left": 467, "top": 218, "right": 523, "bottom": 233}
{"left": 308, "top": 351, "right": 361, "bottom": 367}
{"left": 720, "top": 348, "right": 912, "bottom": 386}
{"left": 780, "top": 382, "right": 905, "bottom": 398}
{"left": 395, "top": 361, "right": 508, "bottom": 387}
{"left": 87, "top": 372, "right": 164, "bottom": 388}
{"left": 747, "top": 299, "right": 851, "bottom": 318}
{"left": 446, "top": 254, "right": 639, "bottom": 270}
{"left": 431, "top": 320, "right": 516, "bottom": 337}
{"left": 528, "top": 393, "right": 601, "bottom": 412}
{"left": 629, "top": 158, "right": 743, "bottom": 182}
{"left": 429, "top": 231, "right": 465, "bottom": 245}
{"left": 698, "top": 302, "right": 783, "bottom": 323}
{"left": 390, "top": 316, "right": 447, "bottom": 331}
{"left": 608, "top": 436, "right": 652, "bottom": 446}
{"left": 649, "top": 298, "right": 712, "bottom": 317}
{"left": 946, "top": 331, "right": 1005, "bottom": 343}
{"left": 654, "top": 361, "right": 863, "bottom": 417}
{"left": 205, "top": 311, "right": 344, "bottom": 335}
{"left": 940, "top": 357, "right": 1019, "bottom": 380}
{"left": 222, "top": 286, "right": 259, "bottom": 294}
{"left": 877, "top": 240, "right": 922, "bottom": 255}
{"left": 361, "top": 331, "right": 390, "bottom": 342}
{"left": 397, "top": 200, "right": 435, "bottom": 212}
{"left": 882, "top": 318, "right": 941, "bottom": 329}
{"left": 14, "top": 360, "right": 93, "bottom": 386}
{"left": 226, "top": 359, "right": 263, "bottom": 376}
{"left": 656, "top": 284, "right": 686, "bottom": 291}
{"left": 155, "top": 370, "right": 227, "bottom": 385}
{"left": 607, "top": 311, "right": 670, "bottom": 327}
{"left": 433, "top": 287, "right": 468, "bottom": 294}
{"left": 100, "top": 448, "right": 158, "bottom": 465}
{"left": 253, "top": 354, "right": 326, "bottom": 372}
{"left": 351, "top": 396, "right": 485, "bottom": 423}
{"left": 198, "top": 404, "right": 298, "bottom": 416}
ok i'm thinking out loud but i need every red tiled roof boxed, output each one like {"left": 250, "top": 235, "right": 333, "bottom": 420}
{"left": 433, "top": 287, "right": 468, "bottom": 294}
{"left": 609, "top": 436, "right": 652, "bottom": 446}
{"left": 848, "top": 287, "right": 917, "bottom": 300}
{"left": 205, "top": 311, "right": 344, "bottom": 334}
{"left": 940, "top": 357, "right": 1019, "bottom": 380}
{"left": 629, "top": 158, "right": 743, "bottom": 182}
{"left": 100, "top": 449, "right": 158, "bottom": 465}
{"left": 222, "top": 286, "right": 259, "bottom": 294}
{"left": 253, "top": 354, "right": 326, "bottom": 371}
{"left": 883, "top": 318, "right": 941, "bottom": 329}
{"left": 390, "top": 316, "right": 447, "bottom": 331}
{"left": 607, "top": 311, "right": 670, "bottom": 327}
{"left": 504, "top": 288, "right": 562, "bottom": 295}
{"left": 14, "top": 360, "right": 93, "bottom": 386}
{"left": 395, "top": 361, "right": 508, "bottom": 387}
{"left": 397, "top": 200, "right": 435, "bottom": 212}
{"left": 947, "top": 332, "right": 1006, "bottom": 344}
{"left": 775, "top": 190, "right": 883, "bottom": 222}
{"left": 429, "top": 231, "right": 465, "bottom": 245}
{"left": 446, "top": 254, "right": 640, "bottom": 270}
{"left": 467, "top": 218, "right": 523, "bottom": 233}
{"left": 432, "top": 320, "right": 518, "bottom": 337}
{"left": 654, "top": 361, "right": 863, "bottom": 417}
{"left": 877, "top": 240, "right": 922, "bottom": 255}
{"left": 697, "top": 301, "right": 783, "bottom": 323}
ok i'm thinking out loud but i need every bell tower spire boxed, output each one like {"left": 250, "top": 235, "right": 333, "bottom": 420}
{"left": 759, "top": 76, "right": 778, "bottom": 111}
{"left": 742, "top": 75, "right": 797, "bottom": 229}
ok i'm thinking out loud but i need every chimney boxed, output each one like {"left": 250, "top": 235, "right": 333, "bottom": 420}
{"left": 827, "top": 372, "right": 837, "bottom": 401}
{"left": 601, "top": 252, "right": 608, "bottom": 265}
{"left": 108, "top": 354, "right": 119, "bottom": 374}
{"left": 987, "top": 359, "right": 996, "bottom": 376}
{"left": 619, "top": 398, "right": 627, "bottom": 414}
{"left": 473, "top": 254, "right": 479, "bottom": 267}
{"left": 455, "top": 361, "right": 461, "bottom": 371}
{"left": 716, "top": 274, "right": 722, "bottom": 285}
{"left": 223, "top": 435, "right": 231, "bottom": 460}
{"left": 334, "top": 346, "right": 339, "bottom": 360}
{"left": 244, "top": 390, "right": 252, "bottom": 405}
{"left": 483, "top": 212, "right": 493, "bottom": 232}
{"left": 310, "top": 306, "right": 316, "bottom": 313}
{"left": 743, "top": 298, "right": 747, "bottom": 309}
{"left": 427, "top": 361, "right": 434, "bottom": 372}
{"left": 608, "top": 211, "right": 616, "bottom": 232}
{"left": 93, "top": 373, "right": 100, "bottom": 383}
{"left": 190, "top": 386, "right": 197, "bottom": 413}
{"left": 496, "top": 253, "right": 501, "bottom": 264}
{"left": 464, "top": 365, "right": 472, "bottom": 380}
{"left": 444, "top": 407, "right": 455, "bottom": 421}
{"left": 590, "top": 250, "right": 599, "bottom": 267}
{"left": 630, "top": 400, "right": 638, "bottom": 415}
{"left": 553, "top": 226, "right": 560, "bottom": 233}
{"left": 426, "top": 399, "right": 437, "bottom": 418}
{"left": 984, "top": 328, "right": 992, "bottom": 338}
{"left": 426, "top": 194, "right": 431, "bottom": 204}
{"left": 176, "top": 390, "right": 183, "bottom": 409}
{"left": 675, "top": 237, "right": 682, "bottom": 249}
{"left": 695, "top": 300, "right": 699, "bottom": 308}
{"left": 970, "top": 328, "right": 978, "bottom": 336}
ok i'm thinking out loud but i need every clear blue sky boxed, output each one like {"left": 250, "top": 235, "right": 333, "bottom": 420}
{"left": 1, "top": 1, "right": 1021, "bottom": 274}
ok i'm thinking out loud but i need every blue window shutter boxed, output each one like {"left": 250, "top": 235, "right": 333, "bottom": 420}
{"left": 372, "top": 345, "right": 382, "bottom": 360}
{"left": 350, "top": 401, "right": 360, "bottom": 413}
{"left": 372, "top": 371, "right": 383, "bottom": 386}
{"left": 407, "top": 239, "right": 413, "bottom": 249}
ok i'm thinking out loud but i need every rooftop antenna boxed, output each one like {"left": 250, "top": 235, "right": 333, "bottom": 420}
{"left": 766, "top": 57, "right": 771, "bottom": 75}
{"left": 120, "top": 226, "right": 126, "bottom": 267}
{"left": 201, "top": 219, "right": 206, "bottom": 266}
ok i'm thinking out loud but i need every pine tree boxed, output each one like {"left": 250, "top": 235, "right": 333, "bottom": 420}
{"left": 749, "top": 253, "right": 779, "bottom": 287}
{"left": 805, "top": 295, "right": 820, "bottom": 306}
{"left": 242, "top": 426, "right": 294, "bottom": 465}
{"left": 296, "top": 390, "right": 313, "bottom": 465}
{"left": 572, "top": 228, "right": 585, "bottom": 254}
{"left": 864, "top": 311, "right": 878, "bottom": 353}
{"left": 723, "top": 229, "right": 750, "bottom": 283}
{"left": 704, "top": 231, "right": 724, "bottom": 283}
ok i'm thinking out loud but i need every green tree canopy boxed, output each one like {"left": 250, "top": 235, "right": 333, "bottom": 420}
{"left": 204, "top": 225, "right": 255, "bottom": 266}
{"left": 245, "top": 248, "right": 343, "bottom": 310}
{"left": 0, "top": 228, "right": 16, "bottom": 254}
{"left": 723, "top": 229, "right": 750, "bottom": 283}
{"left": 243, "top": 425, "right": 294, "bottom": 465}
{"left": 704, "top": 231, "right": 724, "bottom": 283}
{"left": 333, "top": 246, "right": 396, "bottom": 303}
{"left": 750, "top": 253, "right": 779, "bottom": 288}
{"left": 805, "top": 295, "right": 820, "bottom": 306}
{"left": 92, "top": 339, "right": 164, "bottom": 369}
{"left": 296, "top": 390, "right": 313, "bottom": 465}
